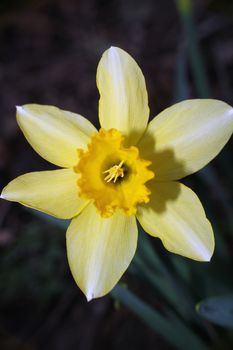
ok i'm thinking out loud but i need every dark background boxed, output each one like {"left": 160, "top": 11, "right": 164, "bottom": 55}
{"left": 0, "top": 0, "right": 232, "bottom": 349}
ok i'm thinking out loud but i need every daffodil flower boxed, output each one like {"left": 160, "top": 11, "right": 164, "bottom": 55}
{"left": 1, "top": 47, "right": 233, "bottom": 301}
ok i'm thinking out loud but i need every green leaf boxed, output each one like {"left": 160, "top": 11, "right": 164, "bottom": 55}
{"left": 175, "top": 0, "right": 211, "bottom": 98}
{"left": 196, "top": 296, "right": 233, "bottom": 328}
{"left": 173, "top": 45, "right": 189, "bottom": 102}
{"left": 112, "top": 285, "right": 207, "bottom": 350}
{"left": 134, "top": 230, "right": 196, "bottom": 320}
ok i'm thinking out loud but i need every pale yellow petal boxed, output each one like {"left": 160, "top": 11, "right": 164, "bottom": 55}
{"left": 137, "top": 182, "right": 214, "bottom": 261}
{"left": 97, "top": 47, "right": 149, "bottom": 145}
{"left": 16, "top": 104, "right": 97, "bottom": 168}
{"left": 66, "top": 204, "right": 138, "bottom": 300}
{"left": 138, "top": 99, "right": 233, "bottom": 180}
{"left": 1, "top": 169, "right": 88, "bottom": 219}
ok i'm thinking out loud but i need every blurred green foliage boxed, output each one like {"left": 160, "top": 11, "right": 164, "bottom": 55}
{"left": 0, "top": 218, "right": 67, "bottom": 308}
{"left": 197, "top": 296, "right": 233, "bottom": 329}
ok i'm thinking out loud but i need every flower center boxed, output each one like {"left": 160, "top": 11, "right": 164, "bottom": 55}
{"left": 103, "top": 160, "right": 125, "bottom": 183}
{"left": 74, "top": 128, "right": 154, "bottom": 218}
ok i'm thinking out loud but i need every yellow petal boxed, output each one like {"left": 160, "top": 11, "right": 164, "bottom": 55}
{"left": 138, "top": 99, "right": 233, "bottom": 180}
{"left": 1, "top": 169, "right": 88, "bottom": 219}
{"left": 96, "top": 47, "right": 149, "bottom": 145}
{"left": 16, "top": 104, "right": 97, "bottom": 168}
{"left": 66, "top": 204, "right": 138, "bottom": 300}
{"left": 137, "top": 182, "right": 214, "bottom": 261}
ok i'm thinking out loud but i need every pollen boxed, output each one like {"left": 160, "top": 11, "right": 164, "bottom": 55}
{"left": 74, "top": 128, "right": 154, "bottom": 218}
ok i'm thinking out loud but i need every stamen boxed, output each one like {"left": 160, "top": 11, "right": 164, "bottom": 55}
{"left": 103, "top": 160, "right": 124, "bottom": 183}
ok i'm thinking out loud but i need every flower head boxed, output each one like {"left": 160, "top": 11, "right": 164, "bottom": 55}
{"left": 1, "top": 47, "right": 233, "bottom": 300}
{"left": 75, "top": 128, "right": 154, "bottom": 217}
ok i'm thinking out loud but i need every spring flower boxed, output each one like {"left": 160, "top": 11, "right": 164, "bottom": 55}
{"left": 1, "top": 47, "right": 233, "bottom": 301}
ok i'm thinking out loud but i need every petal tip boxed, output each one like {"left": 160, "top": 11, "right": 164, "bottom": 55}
{"left": 201, "top": 255, "right": 211, "bottom": 262}
{"left": 198, "top": 247, "right": 214, "bottom": 262}
{"left": 109, "top": 45, "right": 119, "bottom": 51}
{"left": 86, "top": 291, "right": 94, "bottom": 302}
{"left": 16, "top": 105, "right": 24, "bottom": 113}
{"left": 16, "top": 105, "right": 27, "bottom": 119}
{"left": 107, "top": 46, "right": 123, "bottom": 60}
{"left": 227, "top": 106, "right": 233, "bottom": 119}
{"left": 108, "top": 46, "right": 118, "bottom": 57}
{"left": 0, "top": 187, "right": 7, "bottom": 200}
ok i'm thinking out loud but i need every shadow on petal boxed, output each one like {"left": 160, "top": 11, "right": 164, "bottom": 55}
{"left": 137, "top": 132, "right": 186, "bottom": 213}
{"left": 146, "top": 181, "right": 181, "bottom": 213}
{"left": 138, "top": 131, "right": 187, "bottom": 181}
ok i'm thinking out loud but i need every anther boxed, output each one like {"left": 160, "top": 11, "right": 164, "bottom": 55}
{"left": 103, "top": 160, "right": 124, "bottom": 183}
